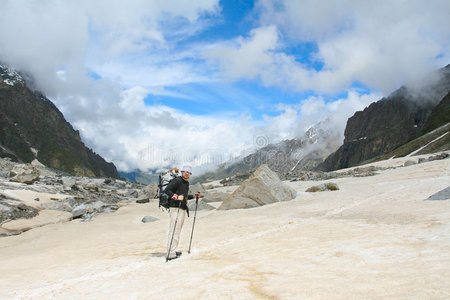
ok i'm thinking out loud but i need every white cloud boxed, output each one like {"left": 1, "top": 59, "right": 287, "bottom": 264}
{"left": 0, "top": 0, "right": 219, "bottom": 95}
{"left": 69, "top": 86, "right": 258, "bottom": 172}
{"left": 205, "top": 26, "right": 280, "bottom": 80}
{"left": 207, "top": 0, "right": 450, "bottom": 94}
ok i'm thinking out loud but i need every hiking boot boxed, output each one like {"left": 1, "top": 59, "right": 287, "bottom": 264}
{"left": 166, "top": 256, "right": 179, "bottom": 261}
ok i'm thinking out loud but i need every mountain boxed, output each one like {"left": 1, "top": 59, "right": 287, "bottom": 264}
{"left": 119, "top": 170, "right": 159, "bottom": 185}
{"left": 320, "top": 65, "right": 450, "bottom": 171}
{"left": 192, "top": 121, "right": 341, "bottom": 183}
{"left": 0, "top": 63, "right": 121, "bottom": 178}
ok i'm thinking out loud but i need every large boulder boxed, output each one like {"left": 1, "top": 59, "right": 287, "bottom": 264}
{"left": 187, "top": 199, "right": 215, "bottom": 211}
{"left": 218, "top": 165, "right": 297, "bottom": 210}
{"left": 426, "top": 186, "right": 450, "bottom": 201}
{"left": 9, "top": 164, "right": 40, "bottom": 184}
{"left": 138, "top": 182, "right": 158, "bottom": 201}
{"left": 189, "top": 182, "right": 206, "bottom": 195}
{"left": 202, "top": 192, "right": 231, "bottom": 203}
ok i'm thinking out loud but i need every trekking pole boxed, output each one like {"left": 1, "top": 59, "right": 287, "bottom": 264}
{"left": 188, "top": 194, "right": 199, "bottom": 254}
{"left": 166, "top": 201, "right": 181, "bottom": 262}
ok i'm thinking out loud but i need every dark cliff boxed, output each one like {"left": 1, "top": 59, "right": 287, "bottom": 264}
{"left": 320, "top": 65, "right": 450, "bottom": 171}
{"left": 0, "top": 64, "right": 120, "bottom": 178}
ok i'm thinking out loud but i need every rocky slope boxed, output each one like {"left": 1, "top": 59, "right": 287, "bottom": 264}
{"left": 0, "top": 157, "right": 148, "bottom": 236}
{"left": 320, "top": 65, "right": 450, "bottom": 171}
{"left": 0, "top": 63, "right": 120, "bottom": 178}
{"left": 193, "top": 122, "right": 341, "bottom": 184}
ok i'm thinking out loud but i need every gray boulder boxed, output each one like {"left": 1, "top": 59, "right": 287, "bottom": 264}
{"left": 142, "top": 216, "right": 159, "bottom": 223}
{"left": 141, "top": 216, "right": 159, "bottom": 223}
{"left": 202, "top": 192, "right": 231, "bottom": 203}
{"left": 9, "top": 164, "right": 40, "bottom": 184}
{"left": 187, "top": 199, "right": 215, "bottom": 211}
{"left": 189, "top": 182, "right": 206, "bottom": 195}
{"left": 428, "top": 153, "right": 449, "bottom": 161}
{"left": 62, "top": 176, "right": 76, "bottom": 191}
{"left": 218, "top": 164, "right": 297, "bottom": 210}
{"left": 139, "top": 182, "right": 159, "bottom": 199}
{"left": 72, "top": 205, "right": 88, "bottom": 218}
{"left": 404, "top": 160, "right": 417, "bottom": 167}
{"left": 136, "top": 198, "right": 150, "bottom": 203}
{"left": 418, "top": 158, "right": 427, "bottom": 164}
{"left": 306, "top": 182, "right": 340, "bottom": 192}
{"left": 426, "top": 186, "right": 450, "bottom": 201}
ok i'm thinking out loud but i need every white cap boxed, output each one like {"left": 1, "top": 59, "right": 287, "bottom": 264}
{"left": 180, "top": 165, "right": 192, "bottom": 174}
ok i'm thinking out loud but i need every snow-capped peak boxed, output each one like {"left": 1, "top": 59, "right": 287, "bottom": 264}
{"left": 0, "top": 63, "right": 24, "bottom": 86}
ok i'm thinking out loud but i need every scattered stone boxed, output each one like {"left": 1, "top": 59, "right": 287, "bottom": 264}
{"left": 428, "top": 153, "right": 449, "bottom": 161}
{"left": 136, "top": 198, "right": 150, "bottom": 204}
{"left": 0, "top": 201, "right": 38, "bottom": 223}
{"left": 72, "top": 205, "right": 88, "bottom": 218}
{"left": 288, "top": 166, "right": 382, "bottom": 182}
{"left": 9, "top": 164, "right": 40, "bottom": 184}
{"left": 205, "top": 184, "right": 214, "bottom": 190}
{"left": 219, "top": 165, "right": 297, "bottom": 210}
{"left": 220, "top": 173, "right": 251, "bottom": 186}
{"left": 0, "top": 158, "right": 147, "bottom": 236}
{"left": 404, "top": 160, "right": 417, "bottom": 167}
{"left": 62, "top": 177, "right": 76, "bottom": 191}
{"left": 426, "top": 187, "right": 450, "bottom": 201}
{"left": 306, "top": 182, "right": 340, "bottom": 192}
{"left": 141, "top": 216, "right": 159, "bottom": 223}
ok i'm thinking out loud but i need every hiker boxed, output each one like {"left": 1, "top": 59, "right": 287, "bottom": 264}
{"left": 163, "top": 165, "right": 200, "bottom": 260}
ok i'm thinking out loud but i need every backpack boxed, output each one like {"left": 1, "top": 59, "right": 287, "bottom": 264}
{"left": 158, "top": 168, "right": 179, "bottom": 209}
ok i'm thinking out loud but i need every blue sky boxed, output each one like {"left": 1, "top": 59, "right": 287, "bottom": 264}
{"left": 1, "top": 0, "right": 449, "bottom": 173}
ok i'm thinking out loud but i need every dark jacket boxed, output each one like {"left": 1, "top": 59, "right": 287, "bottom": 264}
{"left": 163, "top": 176, "right": 193, "bottom": 214}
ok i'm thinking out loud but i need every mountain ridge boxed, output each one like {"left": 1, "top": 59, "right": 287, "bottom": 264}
{"left": 319, "top": 65, "right": 450, "bottom": 171}
{"left": 0, "top": 63, "right": 121, "bottom": 178}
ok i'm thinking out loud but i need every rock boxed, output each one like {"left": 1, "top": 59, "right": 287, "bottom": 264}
{"left": 85, "top": 182, "right": 99, "bottom": 192}
{"left": 9, "top": 164, "right": 40, "bottom": 184}
{"left": 136, "top": 198, "right": 150, "bottom": 204}
{"left": 404, "top": 160, "right": 417, "bottom": 167}
{"left": 306, "top": 182, "right": 340, "bottom": 192}
{"left": 72, "top": 205, "right": 88, "bottom": 218}
{"left": 429, "top": 153, "right": 449, "bottom": 161}
{"left": 189, "top": 182, "right": 206, "bottom": 195}
{"left": 187, "top": 199, "right": 215, "bottom": 211}
{"left": 62, "top": 176, "right": 76, "bottom": 191}
{"left": 218, "top": 165, "right": 297, "bottom": 210}
{"left": 220, "top": 173, "right": 251, "bottom": 186}
{"left": 205, "top": 184, "right": 214, "bottom": 190}
{"left": 202, "top": 192, "right": 231, "bottom": 203}
{"left": 1, "top": 209, "right": 73, "bottom": 231}
{"left": 0, "top": 200, "right": 38, "bottom": 222}
{"left": 141, "top": 216, "right": 159, "bottom": 223}
{"left": 138, "top": 182, "right": 159, "bottom": 200}
{"left": 418, "top": 158, "right": 427, "bottom": 164}
{"left": 426, "top": 186, "right": 450, "bottom": 201}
